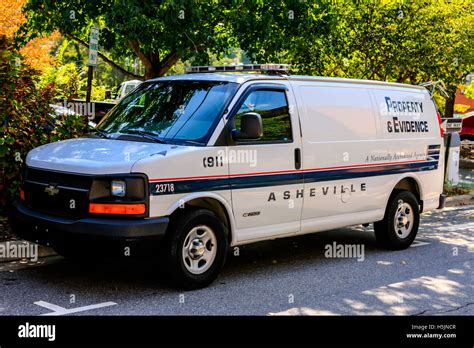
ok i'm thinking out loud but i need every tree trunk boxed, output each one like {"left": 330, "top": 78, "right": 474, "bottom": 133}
{"left": 143, "top": 65, "right": 158, "bottom": 80}
{"left": 444, "top": 92, "right": 456, "bottom": 118}
{"left": 141, "top": 51, "right": 178, "bottom": 80}
{"left": 129, "top": 40, "right": 179, "bottom": 80}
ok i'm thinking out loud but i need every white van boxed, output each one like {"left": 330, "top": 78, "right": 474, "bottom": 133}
{"left": 13, "top": 64, "right": 446, "bottom": 289}
{"left": 115, "top": 80, "right": 142, "bottom": 101}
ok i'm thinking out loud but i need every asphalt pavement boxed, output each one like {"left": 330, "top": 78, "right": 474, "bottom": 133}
{"left": 0, "top": 205, "right": 472, "bottom": 316}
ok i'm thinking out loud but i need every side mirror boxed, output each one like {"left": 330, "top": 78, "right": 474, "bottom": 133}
{"left": 231, "top": 112, "right": 263, "bottom": 141}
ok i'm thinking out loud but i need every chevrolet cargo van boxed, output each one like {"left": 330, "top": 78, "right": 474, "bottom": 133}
{"left": 12, "top": 64, "right": 446, "bottom": 289}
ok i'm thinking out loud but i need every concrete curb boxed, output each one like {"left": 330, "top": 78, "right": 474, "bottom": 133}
{"left": 0, "top": 240, "right": 56, "bottom": 263}
{"left": 445, "top": 194, "right": 474, "bottom": 207}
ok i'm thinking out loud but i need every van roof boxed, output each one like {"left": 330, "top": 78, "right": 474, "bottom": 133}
{"left": 151, "top": 73, "right": 426, "bottom": 91}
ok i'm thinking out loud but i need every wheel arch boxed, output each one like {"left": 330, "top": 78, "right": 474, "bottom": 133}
{"left": 166, "top": 193, "right": 237, "bottom": 246}
{"left": 387, "top": 174, "right": 424, "bottom": 211}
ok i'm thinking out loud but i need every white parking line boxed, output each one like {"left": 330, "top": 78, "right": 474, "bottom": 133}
{"left": 410, "top": 240, "right": 431, "bottom": 248}
{"left": 34, "top": 300, "right": 117, "bottom": 316}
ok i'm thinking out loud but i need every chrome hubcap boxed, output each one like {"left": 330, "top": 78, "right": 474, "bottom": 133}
{"left": 182, "top": 225, "right": 217, "bottom": 274}
{"left": 189, "top": 239, "right": 206, "bottom": 259}
{"left": 394, "top": 200, "right": 414, "bottom": 239}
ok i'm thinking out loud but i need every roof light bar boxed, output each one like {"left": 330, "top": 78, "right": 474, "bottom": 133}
{"left": 185, "top": 64, "right": 290, "bottom": 74}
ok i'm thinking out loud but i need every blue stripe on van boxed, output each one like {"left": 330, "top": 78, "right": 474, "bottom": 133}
{"left": 427, "top": 144, "right": 441, "bottom": 161}
{"left": 303, "top": 160, "right": 437, "bottom": 184}
{"left": 149, "top": 160, "right": 438, "bottom": 196}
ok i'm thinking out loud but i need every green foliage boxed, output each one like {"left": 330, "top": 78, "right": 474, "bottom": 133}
{"left": 290, "top": 1, "right": 472, "bottom": 86}
{"left": 16, "top": 0, "right": 473, "bottom": 97}
{"left": 49, "top": 38, "right": 128, "bottom": 99}
{"left": 444, "top": 181, "right": 473, "bottom": 196}
{"left": 40, "top": 62, "right": 110, "bottom": 101}
{"left": 17, "top": 0, "right": 238, "bottom": 78}
{"left": 0, "top": 37, "right": 87, "bottom": 210}
{"left": 433, "top": 93, "right": 446, "bottom": 117}
{"left": 39, "top": 38, "right": 122, "bottom": 101}
{"left": 231, "top": 1, "right": 332, "bottom": 67}
{"left": 236, "top": 0, "right": 473, "bottom": 117}
{"left": 168, "top": 48, "right": 251, "bottom": 76}
{"left": 465, "top": 81, "right": 474, "bottom": 99}
{"left": 454, "top": 103, "right": 470, "bottom": 113}
{"left": 77, "top": 79, "right": 107, "bottom": 100}
{"left": 40, "top": 62, "right": 80, "bottom": 99}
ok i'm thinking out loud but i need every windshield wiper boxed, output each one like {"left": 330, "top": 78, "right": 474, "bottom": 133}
{"left": 181, "top": 140, "right": 204, "bottom": 146}
{"left": 93, "top": 128, "right": 110, "bottom": 139}
{"left": 120, "top": 129, "right": 168, "bottom": 144}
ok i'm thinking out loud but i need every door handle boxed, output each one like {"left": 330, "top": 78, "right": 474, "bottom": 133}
{"left": 294, "top": 148, "right": 301, "bottom": 170}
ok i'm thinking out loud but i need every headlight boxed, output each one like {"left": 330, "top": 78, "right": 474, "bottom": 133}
{"left": 90, "top": 177, "right": 146, "bottom": 201}
{"left": 111, "top": 180, "right": 126, "bottom": 197}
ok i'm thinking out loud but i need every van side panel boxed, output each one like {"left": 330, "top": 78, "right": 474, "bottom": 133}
{"left": 135, "top": 79, "right": 443, "bottom": 245}
{"left": 370, "top": 87, "right": 444, "bottom": 211}
{"left": 291, "top": 81, "right": 443, "bottom": 234}
{"left": 292, "top": 82, "right": 389, "bottom": 231}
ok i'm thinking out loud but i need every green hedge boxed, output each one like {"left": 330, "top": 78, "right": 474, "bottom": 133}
{"left": 0, "top": 36, "right": 87, "bottom": 213}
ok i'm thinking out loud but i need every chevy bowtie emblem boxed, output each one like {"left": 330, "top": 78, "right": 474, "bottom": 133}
{"left": 44, "top": 184, "right": 60, "bottom": 196}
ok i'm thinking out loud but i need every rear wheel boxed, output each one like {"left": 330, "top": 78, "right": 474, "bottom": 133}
{"left": 162, "top": 208, "right": 228, "bottom": 289}
{"left": 374, "top": 190, "right": 420, "bottom": 250}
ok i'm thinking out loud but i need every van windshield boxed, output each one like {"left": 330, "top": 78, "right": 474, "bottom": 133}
{"left": 98, "top": 80, "right": 238, "bottom": 145}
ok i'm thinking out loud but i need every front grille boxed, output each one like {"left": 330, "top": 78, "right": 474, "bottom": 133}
{"left": 24, "top": 168, "right": 92, "bottom": 218}
{"left": 26, "top": 168, "right": 92, "bottom": 190}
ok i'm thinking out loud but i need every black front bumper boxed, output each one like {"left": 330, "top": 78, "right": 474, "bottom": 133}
{"left": 11, "top": 201, "right": 169, "bottom": 257}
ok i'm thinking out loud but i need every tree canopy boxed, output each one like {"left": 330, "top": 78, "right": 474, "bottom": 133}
{"left": 240, "top": 0, "right": 473, "bottom": 117}
{"left": 0, "top": 0, "right": 59, "bottom": 71}
{"left": 17, "top": 0, "right": 237, "bottom": 79}
{"left": 14, "top": 0, "right": 474, "bottom": 116}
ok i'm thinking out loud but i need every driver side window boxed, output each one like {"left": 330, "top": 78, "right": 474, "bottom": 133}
{"left": 234, "top": 90, "right": 292, "bottom": 143}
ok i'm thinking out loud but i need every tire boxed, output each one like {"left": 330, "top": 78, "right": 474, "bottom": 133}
{"left": 162, "top": 208, "right": 228, "bottom": 289}
{"left": 374, "top": 190, "right": 420, "bottom": 250}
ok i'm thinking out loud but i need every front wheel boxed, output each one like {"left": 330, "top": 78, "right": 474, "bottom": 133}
{"left": 162, "top": 208, "right": 228, "bottom": 289}
{"left": 374, "top": 190, "right": 420, "bottom": 250}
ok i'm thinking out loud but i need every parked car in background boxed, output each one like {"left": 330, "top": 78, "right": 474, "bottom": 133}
{"left": 115, "top": 80, "right": 142, "bottom": 101}
{"left": 460, "top": 115, "right": 474, "bottom": 141}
